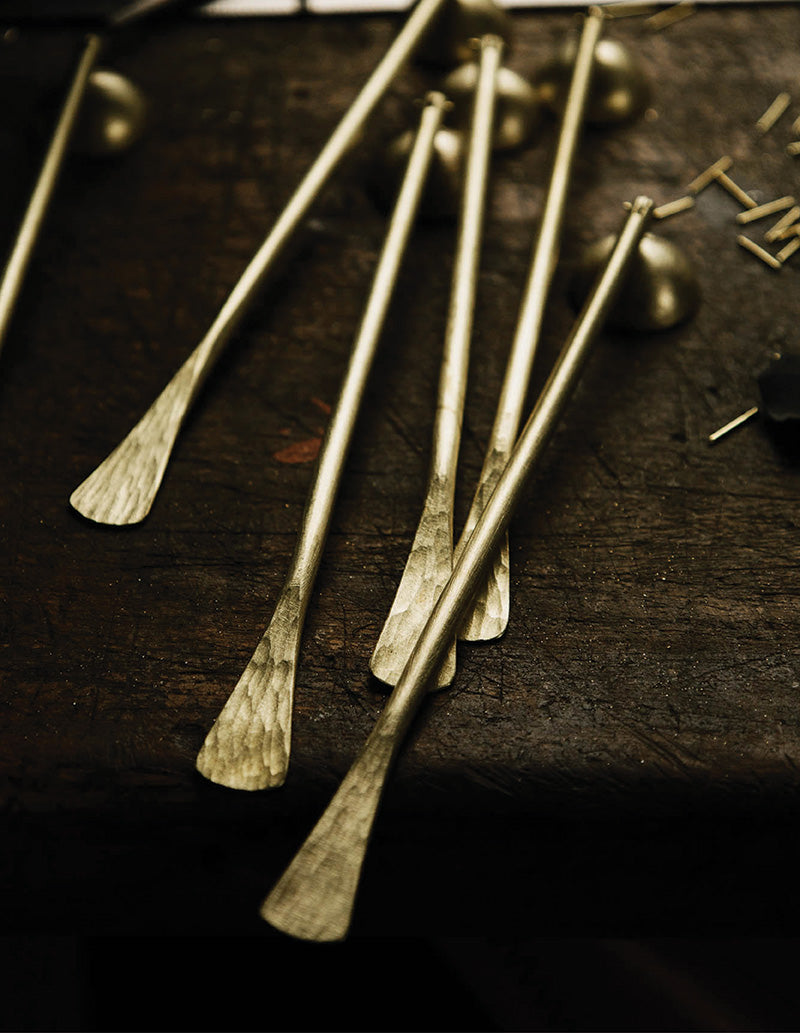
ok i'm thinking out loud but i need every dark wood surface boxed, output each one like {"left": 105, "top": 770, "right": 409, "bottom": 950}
{"left": 4, "top": 3, "right": 800, "bottom": 951}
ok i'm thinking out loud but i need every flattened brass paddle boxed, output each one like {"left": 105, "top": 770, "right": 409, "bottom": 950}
{"left": 69, "top": 0, "right": 507, "bottom": 525}
{"left": 369, "top": 35, "right": 505, "bottom": 690}
{"left": 195, "top": 92, "right": 449, "bottom": 791}
{"left": 456, "top": 7, "right": 647, "bottom": 644}
{"left": 261, "top": 196, "right": 657, "bottom": 942}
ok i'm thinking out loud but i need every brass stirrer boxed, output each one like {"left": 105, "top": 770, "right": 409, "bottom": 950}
{"left": 456, "top": 6, "right": 648, "bottom": 646}
{"left": 69, "top": 0, "right": 510, "bottom": 526}
{"left": 369, "top": 34, "right": 513, "bottom": 691}
{"left": 260, "top": 195, "right": 659, "bottom": 943}
{"left": 195, "top": 91, "right": 451, "bottom": 792}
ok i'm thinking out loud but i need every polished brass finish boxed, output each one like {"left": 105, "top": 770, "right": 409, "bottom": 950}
{"left": 195, "top": 93, "right": 449, "bottom": 792}
{"left": 441, "top": 53, "right": 542, "bottom": 151}
{"left": 533, "top": 33, "right": 648, "bottom": 126}
{"left": 71, "top": 69, "right": 147, "bottom": 157}
{"left": 568, "top": 231, "right": 700, "bottom": 332}
{"left": 70, "top": 0, "right": 479, "bottom": 525}
{"left": 736, "top": 235, "right": 782, "bottom": 270}
{"left": 370, "top": 36, "right": 503, "bottom": 690}
{"left": 416, "top": 0, "right": 512, "bottom": 66}
{"left": 261, "top": 197, "right": 657, "bottom": 943}
{"left": 456, "top": 7, "right": 608, "bottom": 644}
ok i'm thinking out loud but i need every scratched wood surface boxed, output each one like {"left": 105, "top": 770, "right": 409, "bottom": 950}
{"left": 3, "top": 4, "right": 800, "bottom": 938}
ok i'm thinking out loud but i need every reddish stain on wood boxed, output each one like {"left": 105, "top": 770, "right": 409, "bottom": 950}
{"left": 273, "top": 437, "right": 322, "bottom": 464}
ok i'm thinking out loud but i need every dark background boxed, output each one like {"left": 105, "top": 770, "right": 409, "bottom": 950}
{"left": 4, "top": 2, "right": 800, "bottom": 1029}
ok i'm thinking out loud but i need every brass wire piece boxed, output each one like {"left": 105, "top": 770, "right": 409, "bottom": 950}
{"left": 69, "top": 0, "right": 479, "bottom": 526}
{"left": 737, "top": 235, "right": 782, "bottom": 270}
{"left": 261, "top": 198, "right": 659, "bottom": 943}
{"left": 736, "top": 196, "right": 796, "bottom": 225}
{"left": 755, "top": 92, "right": 791, "bottom": 135}
{"left": 194, "top": 92, "right": 452, "bottom": 792}
{"left": 653, "top": 195, "right": 694, "bottom": 219}
{"left": 687, "top": 155, "right": 732, "bottom": 194}
{"left": 777, "top": 235, "right": 800, "bottom": 263}
{"left": 370, "top": 35, "right": 506, "bottom": 690}
{"left": 709, "top": 406, "right": 760, "bottom": 444}
{"left": 716, "top": 171, "right": 757, "bottom": 209}
{"left": 765, "top": 205, "right": 800, "bottom": 242}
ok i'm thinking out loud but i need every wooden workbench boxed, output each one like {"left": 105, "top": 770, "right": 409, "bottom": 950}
{"left": 3, "top": 3, "right": 800, "bottom": 975}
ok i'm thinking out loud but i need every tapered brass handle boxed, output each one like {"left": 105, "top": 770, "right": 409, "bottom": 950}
{"left": 370, "top": 34, "right": 505, "bottom": 690}
{"left": 69, "top": 0, "right": 456, "bottom": 525}
{"left": 195, "top": 92, "right": 451, "bottom": 791}
{"left": 261, "top": 196, "right": 656, "bottom": 942}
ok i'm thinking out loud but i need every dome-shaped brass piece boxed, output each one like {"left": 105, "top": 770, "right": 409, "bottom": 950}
{"left": 533, "top": 37, "right": 649, "bottom": 126}
{"left": 441, "top": 61, "right": 542, "bottom": 151}
{"left": 71, "top": 69, "right": 147, "bottom": 157}
{"left": 568, "top": 231, "right": 700, "bottom": 332}
{"left": 368, "top": 125, "right": 465, "bottom": 220}
{"left": 415, "top": 0, "right": 513, "bottom": 67}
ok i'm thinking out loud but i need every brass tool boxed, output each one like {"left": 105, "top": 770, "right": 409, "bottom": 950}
{"left": 568, "top": 231, "right": 699, "bottom": 332}
{"left": 370, "top": 35, "right": 507, "bottom": 690}
{"left": 455, "top": 7, "right": 647, "bottom": 645}
{"left": 261, "top": 196, "right": 659, "bottom": 943}
{"left": 0, "top": 0, "right": 162, "bottom": 355}
{"left": 69, "top": 0, "right": 508, "bottom": 526}
{"left": 195, "top": 92, "right": 450, "bottom": 792}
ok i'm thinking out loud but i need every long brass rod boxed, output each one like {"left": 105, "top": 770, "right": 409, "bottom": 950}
{"left": 69, "top": 0, "right": 452, "bottom": 526}
{"left": 0, "top": 33, "right": 104, "bottom": 354}
{"left": 194, "top": 92, "right": 450, "bottom": 791}
{"left": 0, "top": 0, "right": 195, "bottom": 357}
{"left": 261, "top": 196, "right": 655, "bottom": 943}
{"left": 455, "top": 5, "right": 605, "bottom": 642}
{"left": 370, "top": 34, "right": 504, "bottom": 690}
